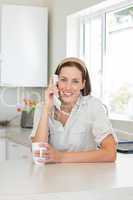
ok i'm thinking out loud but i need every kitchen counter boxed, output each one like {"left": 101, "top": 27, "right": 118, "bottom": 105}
{"left": 0, "top": 153, "right": 133, "bottom": 199}
{"left": 1, "top": 126, "right": 133, "bottom": 199}
{"left": 0, "top": 126, "right": 31, "bottom": 147}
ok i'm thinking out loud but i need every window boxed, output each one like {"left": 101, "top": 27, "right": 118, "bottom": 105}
{"left": 67, "top": 1, "right": 133, "bottom": 121}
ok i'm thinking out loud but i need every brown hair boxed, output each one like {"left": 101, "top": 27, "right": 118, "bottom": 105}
{"left": 54, "top": 58, "right": 91, "bottom": 96}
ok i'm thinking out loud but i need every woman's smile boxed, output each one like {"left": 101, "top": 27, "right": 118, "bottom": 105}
{"left": 61, "top": 92, "right": 73, "bottom": 97}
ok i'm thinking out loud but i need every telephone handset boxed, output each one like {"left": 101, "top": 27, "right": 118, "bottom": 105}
{"left": 52, "top": 74, "right": 61, "bottom": 110}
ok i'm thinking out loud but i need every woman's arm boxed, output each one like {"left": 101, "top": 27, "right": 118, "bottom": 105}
{"left": 31, "top": 105, "right": 50, "bottom": 143}
{"left": 43, "top": 134, "right": 117, "bottom": 163}
{"left": 60, "top": 134, "right": 116, "bottom": 163}
{"left": 31, "top": 80, "right": 58, "bottom": 143}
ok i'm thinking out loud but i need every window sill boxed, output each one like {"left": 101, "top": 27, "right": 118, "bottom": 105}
{"left": 109, "top": 114, "right": 133, "bottom": 122}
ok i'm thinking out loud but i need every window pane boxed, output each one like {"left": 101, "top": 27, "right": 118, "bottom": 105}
{"left": 105, "top": 6, "right": 133, "bottom": 120}
{"left": 83, "top": 16, "right": 102, "bottom": 98}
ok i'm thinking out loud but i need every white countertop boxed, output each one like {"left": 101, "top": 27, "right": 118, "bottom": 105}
{"left": 0, "top": 153, "right": 133, "bottom": 199}
{"left": 0, "top": 126, "right": 31, "bottom": 147}
{"left": 1, "top": 126, "right": 133, "bottom": 199}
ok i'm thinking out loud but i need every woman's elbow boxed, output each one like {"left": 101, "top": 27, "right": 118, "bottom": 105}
{"left": 106, "top": 151, "right": 117, "bottom": 162}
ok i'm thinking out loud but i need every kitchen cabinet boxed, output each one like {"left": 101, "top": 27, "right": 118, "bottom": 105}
{"left": 0, "top": 138, "right": 30, "bottom": 161}
{"left": 0, "top": 5, "right": 48, "bottom": 87}
{"left": 0, "top": 138, "right": 6, "bottom": 162}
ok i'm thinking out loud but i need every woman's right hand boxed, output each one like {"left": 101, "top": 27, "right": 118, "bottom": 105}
{"left": 43, "top": 78, "right": 59, "bottom": 113}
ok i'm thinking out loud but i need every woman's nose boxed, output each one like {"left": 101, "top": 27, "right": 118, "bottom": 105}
{"left": 65, "top": 81, "right": 72, "bottom": 90}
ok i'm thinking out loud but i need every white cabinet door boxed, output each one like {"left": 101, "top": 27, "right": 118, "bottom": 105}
{"left": 1, "top": 5, "right": 48, "bottom": 87}
{"left": 7, "top": 140, "right": 31, "bottom": 160}
{"left": 0, "top": 138, "right": 6, "bottom": 161}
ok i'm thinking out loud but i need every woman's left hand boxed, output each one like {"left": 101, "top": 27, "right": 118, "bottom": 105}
{"left": 40, "top": 143, "right": 63, "bottom": 163}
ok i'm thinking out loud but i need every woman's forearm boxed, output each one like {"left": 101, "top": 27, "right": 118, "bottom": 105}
{"left": 32, "top": 105, "right": 50, "bottom": 143}
{"left": 59, "top": 134, "right": 116, "bottom": 163}
{"left": 60, "top": 149, "right": 116, "bottom": 163}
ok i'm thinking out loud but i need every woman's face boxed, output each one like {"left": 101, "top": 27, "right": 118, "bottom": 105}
{"left": 58, "top": 66, "right": 85, "bottom": 105}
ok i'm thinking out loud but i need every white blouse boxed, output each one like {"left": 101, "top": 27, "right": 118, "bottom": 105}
{"left": 30, "top": 95, "right": 117, "bottom": 152}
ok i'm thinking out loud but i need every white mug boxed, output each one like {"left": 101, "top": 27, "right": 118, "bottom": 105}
{"left": 32, "top": 142, "right": 47, "bottom": 165}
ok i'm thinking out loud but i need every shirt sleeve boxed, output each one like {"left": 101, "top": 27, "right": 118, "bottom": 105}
{"left": 30, "top": 102, "right": 43, "bottom": 139}
{"left": 91, "top": 99, "right": 118, "bottom": 146}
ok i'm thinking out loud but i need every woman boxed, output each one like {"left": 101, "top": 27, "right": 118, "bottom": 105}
{"left": 31, "top": 57, "right": 117, "bottom": 163}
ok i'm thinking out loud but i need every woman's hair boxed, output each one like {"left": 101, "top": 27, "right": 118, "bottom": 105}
{"left": 54, "top": 57, "right": 91, "bottom": 96}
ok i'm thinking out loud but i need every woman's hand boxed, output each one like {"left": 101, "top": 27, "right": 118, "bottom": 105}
{"left": 40, "top": 143, "right": 63, "bottom": 164}
{"left": 44, "top": 78, "right": 59, "bottom": 113}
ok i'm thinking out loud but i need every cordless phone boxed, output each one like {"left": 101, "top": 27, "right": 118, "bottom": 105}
{"left": 52, "top": 74, "right": 61, "bottom": 110}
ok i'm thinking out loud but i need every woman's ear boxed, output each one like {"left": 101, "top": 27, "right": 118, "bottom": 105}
{"left": 81, "top": 80, "right": 86, "bottom": 90}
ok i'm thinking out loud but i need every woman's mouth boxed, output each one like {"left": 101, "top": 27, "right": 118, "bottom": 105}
{"left": 60, "top": 92, "right": 74, "bottom": 98}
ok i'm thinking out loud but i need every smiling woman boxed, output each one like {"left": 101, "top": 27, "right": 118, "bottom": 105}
{"left": 30, "top": 57, "right": 117, "bottom": 164}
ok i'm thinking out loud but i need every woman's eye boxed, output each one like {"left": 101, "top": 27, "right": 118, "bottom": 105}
{"left": 60, "top": 78, "right": 66, "bottom": 82}
{"left": 73, "top": 80, "right": 79, "bottom": 83}
{"left": 59, "top": 78, "right": 80, "bottom": 84}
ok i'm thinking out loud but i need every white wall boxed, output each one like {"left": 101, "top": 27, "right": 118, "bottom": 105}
{"left": 50, "top": 0, "right": 105, "bottom": 72}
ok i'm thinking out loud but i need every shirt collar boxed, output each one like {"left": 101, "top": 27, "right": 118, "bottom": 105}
{"left": 75, "top": 94, "right": 88, "bottom": 107}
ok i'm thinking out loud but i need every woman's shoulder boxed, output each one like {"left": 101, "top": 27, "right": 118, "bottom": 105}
{"left": 81, "top": 95, "right": 102, "bottom": 106}
{"left": 81, "top": 95, "right": 107, "bottom": 118}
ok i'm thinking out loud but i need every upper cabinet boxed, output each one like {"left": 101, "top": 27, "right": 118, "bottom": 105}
{"left": 0, "top": 5, "right": 48, "bottom": 87}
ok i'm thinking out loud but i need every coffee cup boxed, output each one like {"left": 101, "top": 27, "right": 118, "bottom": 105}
{"left": 32, "top": 142, "right": 47, "bottom": 165}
